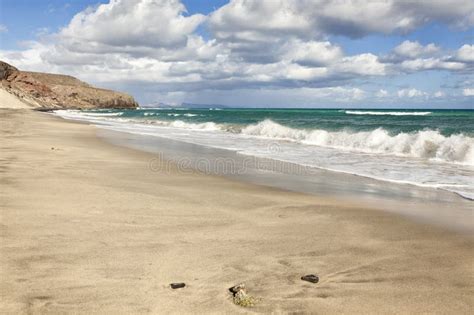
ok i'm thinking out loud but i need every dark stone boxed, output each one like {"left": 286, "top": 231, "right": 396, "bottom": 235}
{"left": 170, "top": 282, "right": 185, "bottom": 289}
{"left": 229, "top": 283, "right": 246, "bottom": 294}
{"left": 301, "top": 274, "right": 319, "bottom": 283}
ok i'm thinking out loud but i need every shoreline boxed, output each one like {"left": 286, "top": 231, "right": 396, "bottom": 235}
{"left": 96, "top": 127, "right": 473, "bottom": 235}
{"left": 1, "top": 109, "right": 473, "bottom": 314}
{"left": 54, "top": 107, "right": 474, "bottom": 202}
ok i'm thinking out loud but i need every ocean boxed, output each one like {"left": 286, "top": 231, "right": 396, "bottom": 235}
{"left": 55, "top": 108, "right": 474, "bottom": 200}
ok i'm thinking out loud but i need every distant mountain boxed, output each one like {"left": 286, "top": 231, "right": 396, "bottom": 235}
{"left": 141, "top": 102, "right": 176, "bottom": 108}
{"left": 142, "top": 102, "right": 229, "bottom": 109}
{"left": 180, "top": 103, "right": 229, "bottom": 109}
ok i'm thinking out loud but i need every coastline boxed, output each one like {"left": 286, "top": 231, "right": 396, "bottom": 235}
{"left": 97, "top": 127, "right": 474, "bottom": 234}
{"left": 1, "top": 109, "right": 473, "bottom": 314}
{"left": 56, "top": 107, "right": 474, "bottom": 202}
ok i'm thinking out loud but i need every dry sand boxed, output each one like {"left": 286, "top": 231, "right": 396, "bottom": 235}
{"left": 0, "top": 108, "right": 473, "bottom": 314}
{"left": 0, "top": 88, "right": 31, "bottom": 109}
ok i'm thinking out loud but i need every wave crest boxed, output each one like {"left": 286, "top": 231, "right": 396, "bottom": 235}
{"left": 345, "top": 110, "right": 431, "bottom": 116}
{"left": 151, "top": 119, "right": 221, "bottom": 131}
{"left": 241, "top": 120, "right": 473, "bottom": 165}
{"left": 54, "top": 110, "right": 473, "bottom": 166}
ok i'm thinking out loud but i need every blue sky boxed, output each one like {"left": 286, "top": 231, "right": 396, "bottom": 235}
{"left": 0, "top": 0, "right": 473, "bottom": 108}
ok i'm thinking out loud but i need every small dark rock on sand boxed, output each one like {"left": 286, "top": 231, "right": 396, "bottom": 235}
{"left": 170, "top": 283, "right": 186, "bottom": 289}
{"left": 301, "top": 274, "right": 319, "bottom": 283}
{"left": 229, "top": 283, "right": 246, "bottom": 294}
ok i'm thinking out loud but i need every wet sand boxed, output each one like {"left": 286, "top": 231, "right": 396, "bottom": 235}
{"left": 1, "top": 108, "right": 473, "bottom": 314}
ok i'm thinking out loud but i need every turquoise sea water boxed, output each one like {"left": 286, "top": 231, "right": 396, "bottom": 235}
{"left": 96, "top": 108, "right": 474, "bottom": 135}
{"left": 56, "top": 108, "right": 474, "bottom": 199}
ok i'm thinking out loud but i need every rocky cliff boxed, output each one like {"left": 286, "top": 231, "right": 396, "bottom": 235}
{"left": 0, "top": 61, "right": 138, "bottom": 110}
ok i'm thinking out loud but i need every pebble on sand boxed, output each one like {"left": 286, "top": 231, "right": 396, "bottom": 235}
{"left": 170, "top": 283, "right": 185, "bottom": 289}
{"left": 301, "top": 274, "right": 319, "bottom": 283}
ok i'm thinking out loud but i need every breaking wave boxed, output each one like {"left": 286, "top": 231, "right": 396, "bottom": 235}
{"left": 240, "top": 120, "right": 474, "bottom": 165}
{"left": 149, "top": 119, "right": 221, "bottom": 131}
{"left": 54, "top": 110, "right": 474, "bottom": 166}
{"left": 142, "top": 118, "right": 474, "bottom": 165}
{"left": 345, "top": 110, "right": 432, "bottom": 116}
{"left": 80, "top": 112, "right": 123, "bottom": 117}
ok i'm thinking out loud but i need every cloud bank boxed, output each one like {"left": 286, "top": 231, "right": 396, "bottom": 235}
{"left": 1, "top": 0, "right": 473, "bottom": 107}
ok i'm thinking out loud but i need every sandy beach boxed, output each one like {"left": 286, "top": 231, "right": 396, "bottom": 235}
{"left": 0, "top": 108, "right": 473, "bottom": 314}
{"left": 0, "top": 89, "right": 31, "bottom": 109}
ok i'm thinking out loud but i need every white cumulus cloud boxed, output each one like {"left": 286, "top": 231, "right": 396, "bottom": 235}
{"left": 60, "top": 0, "right": 206, "bottom": 50}
{"left": 209, "top": 0, "right": 474, "bottom": 40}
{"left": 282, "top": 40, "right": 343, "bottom": 66}
{"left": 463, "top": 88, "right": 474, "bottom": 96}
{"left": 397, "top": 88, "right": 427, "bottom": 98}
{"left": 376, "top": 89, "right": 389, "bottom": 98}
{"left": 334, "top": 53, "right": 387, "bottom": 76}
{"left": 456, "top": 44, "right": 474, "bottom": 62}
{"left": 393, "top": 40, "right": 439, "bottom": 58}
{"left": 1, "top": 0, "right": 473, "bottom": 106}
{"left": 400, "top": 58, "right": 465, "bottom": 71}
{"left": 433, "top": 91, "right": 446, "bottom": 98}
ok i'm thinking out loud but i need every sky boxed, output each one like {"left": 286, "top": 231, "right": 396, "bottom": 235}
{"left": 0, "top": 0, "right": 473, "bottom": 108}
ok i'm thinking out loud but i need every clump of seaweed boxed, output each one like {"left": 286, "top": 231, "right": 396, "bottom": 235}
{"left": 234, "top": 293, "right": 258, "bottom": 307}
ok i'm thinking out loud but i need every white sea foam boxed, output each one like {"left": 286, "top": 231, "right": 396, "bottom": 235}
{"left": 56, "top": 110, "right": 474, "bottom": 165}
{"left": 152, "top": 119, "right": 221, "bottom": 130}
{"left": 82, "top": 112, "right": 123, "bottom": 117}
{"left": 54, "top": 110, "right": 120, "bottom": 121}
{"left": 54, "top": 111, "right": 473, "bottom": 165}
{"left": 53, "top": 110, "right": 474, "bottom": 200}
{"left": 345, "top": 110, "right": 432, "bottom": 116}
{"left": 241, "top": 120, "right": 474, "bottom": 165}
